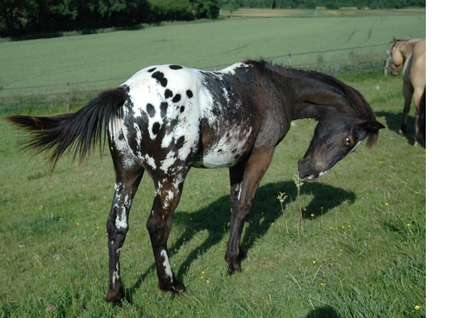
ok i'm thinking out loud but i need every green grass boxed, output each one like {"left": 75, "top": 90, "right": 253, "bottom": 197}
{"left": 0, "top": 10, "right": 425, "bottom": 94}
{"left": 0, "top": 12, "right": 425, "bottom": 318}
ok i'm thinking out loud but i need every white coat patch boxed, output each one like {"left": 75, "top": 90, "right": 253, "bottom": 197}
{"left": 160, "top": 250, "right": 173, "bottom": 282}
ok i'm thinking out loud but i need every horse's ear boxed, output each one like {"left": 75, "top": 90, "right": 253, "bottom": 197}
{"left": 360, "top": 120, "right": 385, "bottom": 132}
{"left": 393, "top": 36, "right": 397, "bottom": 43}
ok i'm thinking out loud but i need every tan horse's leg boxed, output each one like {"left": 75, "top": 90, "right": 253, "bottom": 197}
{"left": 411, "top": 87, "right": 425, "bottom": 146}
{"left": 399, "top": 82, "right": 413, "bottom": 137}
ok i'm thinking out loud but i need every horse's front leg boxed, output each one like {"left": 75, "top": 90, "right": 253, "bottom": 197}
{"left": 226, "top": 151, "right": 274, "bottom": 274}
{"left": 147, "top": 177, "right": 186, "bottom": 294}
{"left": 106, "top": 167, "right": 144, "bottom": 304}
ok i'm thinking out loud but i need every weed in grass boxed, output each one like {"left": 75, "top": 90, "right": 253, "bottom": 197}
{"left": 277, "top": 192, "right": 288, "bottom": 234}
{"left": 293, "top": 175, "right": 304, "bottom": 234}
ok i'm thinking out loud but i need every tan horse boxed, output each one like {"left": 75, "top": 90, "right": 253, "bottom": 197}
{"left": 389, "top": 37, "right": 426, "bottom": 145}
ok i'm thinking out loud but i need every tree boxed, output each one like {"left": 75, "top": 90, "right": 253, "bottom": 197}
{"left": 0, "top": 0, "right": 38, "bottom": 36}
{"left": 191, "top": 0, "right": 220, "bottom": 19}
{"left": 221, "top": 0, "right": 241, "bottom": 16}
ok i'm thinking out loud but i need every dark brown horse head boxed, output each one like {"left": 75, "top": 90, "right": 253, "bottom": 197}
{"left": 298, "top": 115, "right": 384, "bottom": 180}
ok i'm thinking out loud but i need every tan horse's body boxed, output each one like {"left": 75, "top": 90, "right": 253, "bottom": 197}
{"left": 390, "top": 37, "right": 426, "bottom": 145}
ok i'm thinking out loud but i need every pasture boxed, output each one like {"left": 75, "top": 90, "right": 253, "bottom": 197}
{"left": 0, "top": 10, "right": 425, "bottom": 317}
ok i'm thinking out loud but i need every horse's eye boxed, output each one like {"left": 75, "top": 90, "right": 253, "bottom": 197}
{"left": 345, "top": 137, "right": 352, "bottom": 146}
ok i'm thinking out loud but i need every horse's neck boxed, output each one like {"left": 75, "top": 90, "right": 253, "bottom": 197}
{"left": 400, "top": 40, "right": 422, "bottom": 63}
{"left": 400, "top": 42, "right": 417, "bottom": 75}
{"left": 254, "top": 63, "right": 362, "bottom": 122}
{"left": 279, "top": 71, "right": 350, "bottom": 120}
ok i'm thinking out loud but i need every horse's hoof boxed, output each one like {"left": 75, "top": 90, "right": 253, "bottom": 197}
{"left": 227, "top": 262, "right": 242, "bottom": 275}
{"left": 408, "top": 138, "right": 418, "bottom": 146}
{"left": 158, "top": 280, "right": 186, "bottom": 295}
{"left": 106, "top": 290, "right": 129, "bottom": 305}
{"left": 172, "top": 282, "right": 186, "bottom": 295}
{"left": 238, "top": 247, "right": 247, "bottom": 260}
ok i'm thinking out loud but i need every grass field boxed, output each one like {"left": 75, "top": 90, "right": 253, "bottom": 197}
{"left": 0, "top": 10, "right": 426, "bottom": 318}
{"left": 0, "top": 9, "right": 425, "bottom": 97}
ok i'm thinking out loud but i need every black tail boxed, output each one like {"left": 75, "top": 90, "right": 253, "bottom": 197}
{"left": 5, "top": 87, "right": 126, "bottom": 170}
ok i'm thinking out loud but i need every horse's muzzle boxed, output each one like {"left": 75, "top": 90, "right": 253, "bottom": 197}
{"left": 298, "top": 158, "right": 321, "bottom": 180}
{"left": 390, "top": 69, "right": 399, "bottom": 76}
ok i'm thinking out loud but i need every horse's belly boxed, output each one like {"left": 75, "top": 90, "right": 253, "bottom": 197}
{"left": 194, "top": 149, "right": 243, "bottom": 168}
{"left": 193, "top": 127, "right": 253, "bottom": 168}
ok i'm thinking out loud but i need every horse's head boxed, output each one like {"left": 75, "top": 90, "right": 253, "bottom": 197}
{"left": 298, "top": 115, "right": 385, "bottom": 180}
{"left": 389, "top": 37, "right": 406, "bottom": 75}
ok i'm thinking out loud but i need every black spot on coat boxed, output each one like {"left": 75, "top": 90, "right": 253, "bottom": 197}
{"left": 172, "top": 94, "right": 181, "bottom": 103}
{"left": 152, "top": 122, "right": 161, "bottom": 135}
{"left": 186, "top": 90, "right": 193, "bottom": 98}
{"left": 176, "top": 136, "right": 185, "bottom": 147}
{"left": 147, "top": 103, "right": 156, "bottom": 117}
{"left": 165, "top": 89, "right": 173, "bottom": 99}
{"left": 152, "top": 71, "right": 168, "bottom": 87}
{"left": 169, "top": 65, "right": 183, "bottom": 70}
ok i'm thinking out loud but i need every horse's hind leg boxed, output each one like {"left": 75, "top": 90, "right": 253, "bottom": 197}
{"left": 226, "top": 150, "right": 274, "bottom": 274}
{"left": 105, "top": 134, "right": 145, "bottom": 303}
{"left": 106, "top": 165, "right": 144, "bottom": 303}
{"left": 146, "top": 176, "right": 187, "bottom": 294}
{"left": 399, "top": 83, "right": 413, "bottom": 136}
{"left": 412, "top": 88, "right": 426, "bottom": 146}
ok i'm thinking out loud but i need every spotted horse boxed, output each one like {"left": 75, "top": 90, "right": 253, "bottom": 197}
{"left": 6, "top": 60, "right": 385, "bottom": 304}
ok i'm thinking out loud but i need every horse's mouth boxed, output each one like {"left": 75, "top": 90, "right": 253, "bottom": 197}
{"left": 299, "top": 170, "right": 328, "bottom": 181}
{"left": 300, "top": 174, "right": 317, "bottom": 181}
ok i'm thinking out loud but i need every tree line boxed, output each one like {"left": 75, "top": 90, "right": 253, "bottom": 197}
{"left": 0, "top": 0, "right": 424, "bottom": 38}
{"left": 231, "top": 0, "right": 425, "bottom": 9}
{"left": 0, "top": 0, "right": 221, "bottom": 37}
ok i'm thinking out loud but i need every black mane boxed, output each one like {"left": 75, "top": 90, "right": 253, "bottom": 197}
{"left": 245, "top": 59, "right": 379, "bottom": 146}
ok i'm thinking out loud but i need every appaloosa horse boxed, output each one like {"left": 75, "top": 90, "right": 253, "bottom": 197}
{"left": 389, "top": 37, "right": 426, "bottom": 145}
{"left": 6, "top": 60, "right": 384, "bottom": 304}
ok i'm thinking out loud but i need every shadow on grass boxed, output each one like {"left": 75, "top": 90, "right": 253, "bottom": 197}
{"left": 126, "top": 180, "right": 356, "bottom": 301}
{"left": 306, "top": 305, "right": 342, "bottom": 318}
{"left": 375, "top": 110, "right": 425, "bottom": 147}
